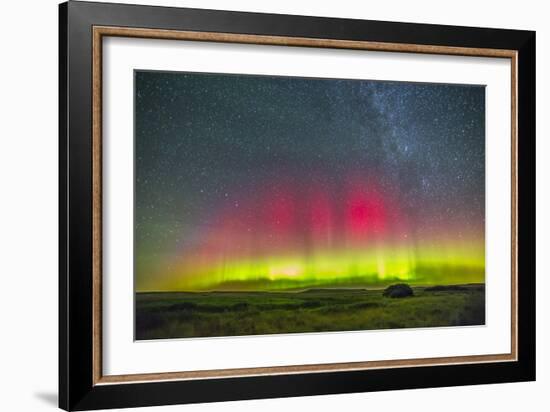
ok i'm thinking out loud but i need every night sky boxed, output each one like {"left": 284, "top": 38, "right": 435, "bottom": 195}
{"left": 135, "top": 70, "right": 485, "bottom": 292}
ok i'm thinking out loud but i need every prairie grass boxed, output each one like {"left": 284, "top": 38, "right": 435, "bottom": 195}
{"left": 135, "top": 284, "right": 485, "bottom": 340}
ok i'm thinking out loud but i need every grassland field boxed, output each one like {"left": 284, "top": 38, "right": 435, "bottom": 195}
{"left": 135, "top": 284, "right": 485, "bottom": 340}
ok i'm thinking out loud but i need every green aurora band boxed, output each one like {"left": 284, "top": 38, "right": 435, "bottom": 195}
{"left": 150, "top": 245, "right": 484, "bottom": 292}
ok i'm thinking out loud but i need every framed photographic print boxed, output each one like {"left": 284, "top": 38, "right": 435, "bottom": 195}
{"left": 59, "top": 1, "right": 535, "bottom": 410}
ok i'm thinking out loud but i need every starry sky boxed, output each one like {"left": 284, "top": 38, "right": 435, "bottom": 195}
{"left": 135, "top": 70, "right": 485, "bottom": 292}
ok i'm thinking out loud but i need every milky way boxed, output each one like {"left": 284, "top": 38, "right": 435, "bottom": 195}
{"left": 135, "top": 71, "right": 485, "bottom": 292}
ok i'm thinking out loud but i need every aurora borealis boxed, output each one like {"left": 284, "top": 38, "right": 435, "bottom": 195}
{"left": 135, "top": 71, "right": 485, "bottom": 292}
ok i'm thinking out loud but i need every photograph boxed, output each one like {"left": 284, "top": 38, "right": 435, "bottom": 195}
{"left": 134, "top": 71, "right": 486, "bottom": 340}
{"left": 50, "top": 1, "right": 536, "bottom": 410}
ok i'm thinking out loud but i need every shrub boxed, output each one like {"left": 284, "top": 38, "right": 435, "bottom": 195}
{"left": 383, "top": 284, "right": 413, "bottom": 298}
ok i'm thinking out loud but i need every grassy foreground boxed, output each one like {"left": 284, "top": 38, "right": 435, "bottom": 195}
{"left": 135, "top": 284, "right": 485, "bottom": 340}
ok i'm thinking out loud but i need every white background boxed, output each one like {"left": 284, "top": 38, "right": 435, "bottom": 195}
{"left": 0, "top": 0, "right": 546, "bottom": 411}
{"left": 103, "top": 37, "right": 511, "bottom": 376}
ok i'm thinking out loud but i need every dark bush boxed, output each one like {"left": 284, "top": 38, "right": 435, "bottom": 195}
{"left": 232, "top": 302, "right": 250, "bottom": 311}
{"left": 349, "top": 302, "right": 381, "bottom": 309}
{"left": 170, "top": 302, "right": 198, "bottom": 311}
{"left": 383, "top": 283, "right": 413, "bottom": 298}
{"left": 424, "top": 285, "right": 467, "bottom": 292}
{"left": 299, "top": 300, "right": 323, "bottom": 309}
{"left": 135, "top": 312, "right": 165, "bottom": 338}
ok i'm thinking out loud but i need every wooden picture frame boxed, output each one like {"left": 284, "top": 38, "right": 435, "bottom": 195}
{"left": 59, "top": 1, "right": 535, "bottom": 410}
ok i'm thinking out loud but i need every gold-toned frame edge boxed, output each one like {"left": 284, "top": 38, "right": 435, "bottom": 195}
{"left": 92, "top": 27, "right": 103, "bottom": 385}
{"left": 91, "top": 25, "right": 518, "bottom": 386}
